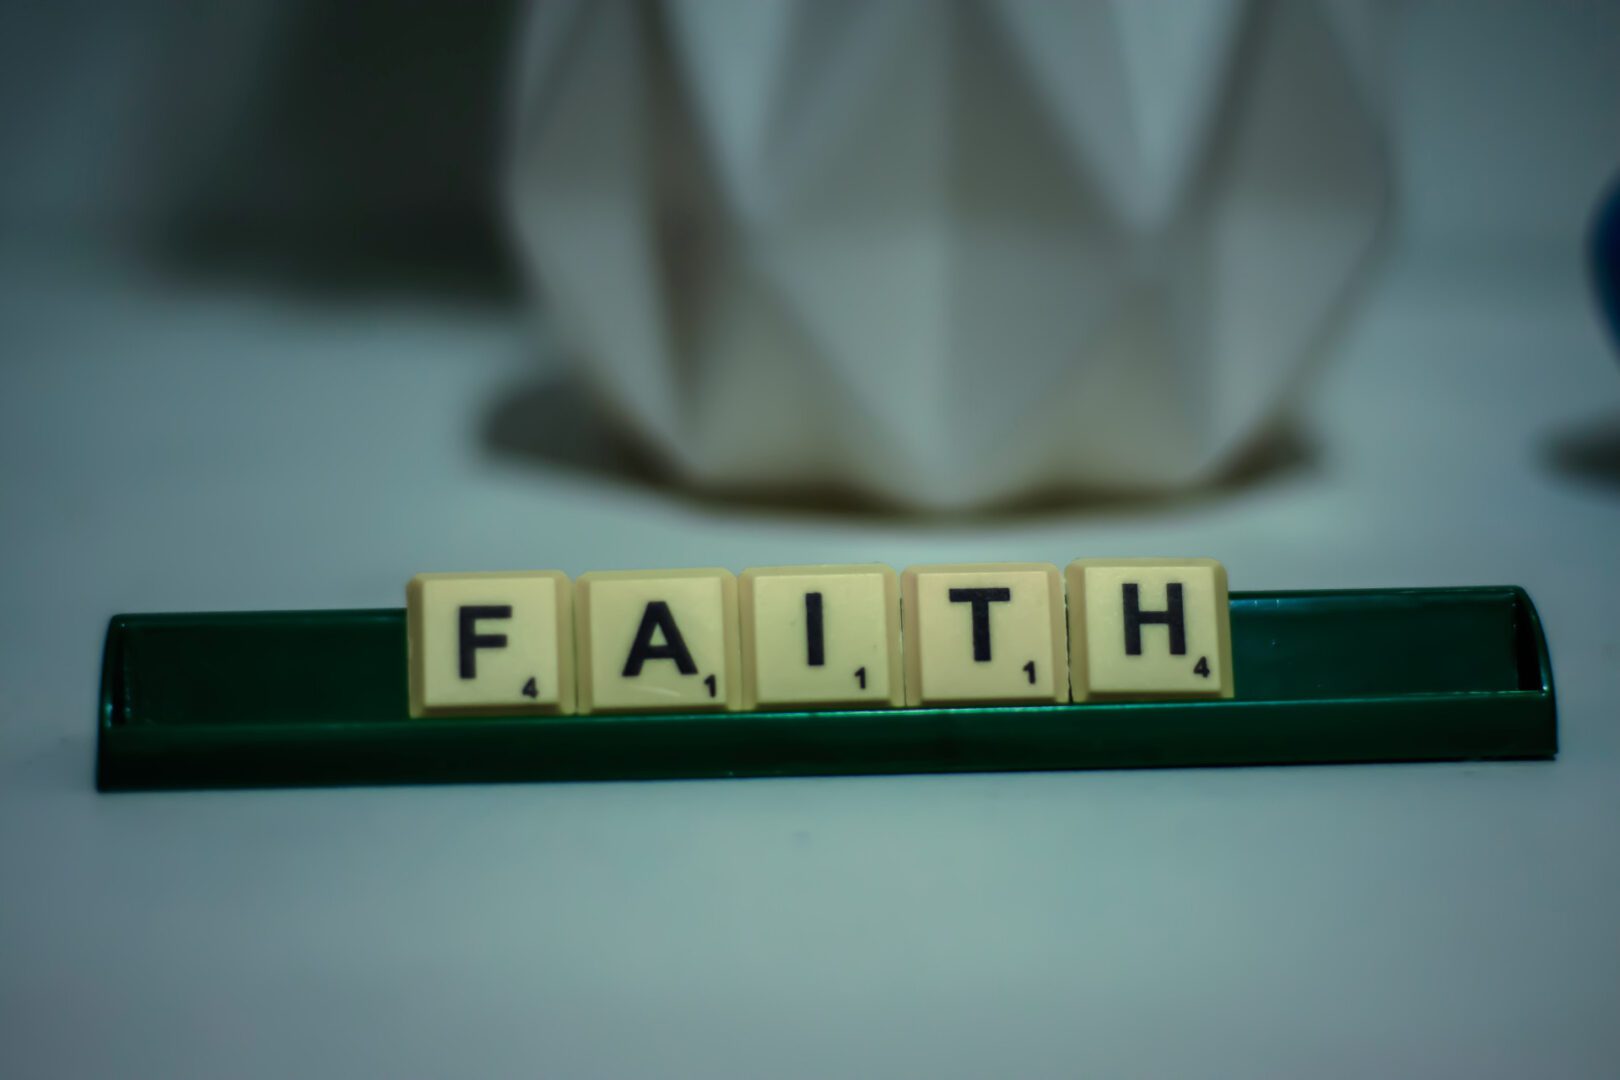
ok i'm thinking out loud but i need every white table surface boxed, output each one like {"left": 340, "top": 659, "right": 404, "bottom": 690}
{"left": 2, "top": 243, "right": 1618, "bottom": 1077}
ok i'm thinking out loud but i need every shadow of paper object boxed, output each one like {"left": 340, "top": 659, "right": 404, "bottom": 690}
{"left": 482, "top": 372, "right": 1317, "bottom": 521}
{"left": 147, "top": 0, "right": 520, "bottom": 302}
{"left": 1544, "top": 413, "right": 1620, "bottom": 492}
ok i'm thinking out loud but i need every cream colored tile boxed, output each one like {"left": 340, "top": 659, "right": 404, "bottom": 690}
{"left": 901, "top": 563, "right": 1067, "bottom": 706}
{"left": 407, "top": 571, "right": 574, "bottom": 717}
{"left": 740, "top": 564, "right": 902, "bottom": 710}
{"left": 1067, "top": 558, "right": 1233, "bottom": 701}
{"left": 576, "top": 568, "right": 740, "bottom": 713}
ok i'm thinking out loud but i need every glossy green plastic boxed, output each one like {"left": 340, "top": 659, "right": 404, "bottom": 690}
{"left": 96, "top": 587, "right": 1557, "bottom": 791}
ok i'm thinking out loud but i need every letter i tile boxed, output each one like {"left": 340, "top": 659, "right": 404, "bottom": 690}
{"left": 740, "top": 565, "right": 903, "bottom": 710}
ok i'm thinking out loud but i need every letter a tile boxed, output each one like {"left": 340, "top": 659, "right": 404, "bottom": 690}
{"left": 1067, "top": 558, "right": 1234, "bottom": 701}
{"left": 576, "top": 569, "right": 740, "bottom": 713}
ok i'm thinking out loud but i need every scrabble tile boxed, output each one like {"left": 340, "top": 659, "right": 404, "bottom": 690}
{"left": 407, "top": 571, "right": 574, "bottom": 717}
{"left": 740, "top": 564, "right": 903, "bottom": 710}
{"left": 576, "top": 568, "right": 740, "bottom": 713}
{"left": 901, "top": 563, "right": 1068, "bottom": 706}
{"left": 1066, "top": 558, "right": 1234, "bottom": 701}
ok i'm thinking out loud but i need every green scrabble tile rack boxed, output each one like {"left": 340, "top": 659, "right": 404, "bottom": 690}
{"left": 95, "top": 586, "right": 1557, "bottom": 791}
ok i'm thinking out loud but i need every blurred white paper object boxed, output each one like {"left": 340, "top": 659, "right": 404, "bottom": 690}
{"left": 507, "top": 0, "right": 1389, "bottom": 509}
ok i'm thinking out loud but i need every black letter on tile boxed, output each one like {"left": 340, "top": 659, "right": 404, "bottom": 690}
{"left": 805, "top": 592, "right": 825, "bottom": 667}
{"left": 948, "top": 587, "right": 1011, "bottom": 662}
{"left": 1122, "top": 583, "right": 1186, "bottom": 656}
{"left": 623, "top": 601, "right": 699, "bottom": 676}
{"left": 459, "top": 605, "right": 512, "bottom": 679}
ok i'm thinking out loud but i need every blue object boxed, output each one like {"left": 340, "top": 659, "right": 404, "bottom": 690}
{"left": 1594, "top": 176, "right": 1620, "bottom": 354}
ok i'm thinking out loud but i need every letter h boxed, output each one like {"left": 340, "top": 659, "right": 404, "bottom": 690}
{"left": 1122, "top": 583, "right": 1186, "bottom": 656}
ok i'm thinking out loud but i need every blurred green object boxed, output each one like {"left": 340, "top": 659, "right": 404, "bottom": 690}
{"left": 97, "top": 588, "right": 1555, "bottom": 791}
